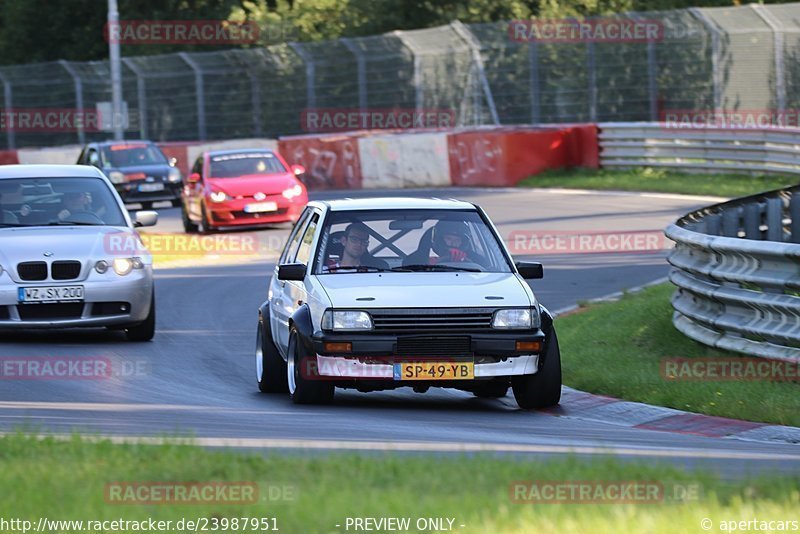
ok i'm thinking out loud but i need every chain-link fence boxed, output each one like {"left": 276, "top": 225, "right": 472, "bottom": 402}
{"left": 0, "top": 2, "right": 795, "bottom": 149}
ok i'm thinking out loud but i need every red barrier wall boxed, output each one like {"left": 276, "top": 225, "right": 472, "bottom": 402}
{"left": 0, "top": 150, "right": 19, "bottom": 165}
{"left": 278, "top": 134, "right": 363, "bottom": 190}
{"left": 448, "top": 125, "right": 598, "bottom": 187}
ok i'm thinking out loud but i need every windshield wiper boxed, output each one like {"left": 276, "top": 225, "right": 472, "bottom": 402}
{"left": 401, "top": 264, "right": 481, "bottom": 273}
{"left": 326, "top": 265, "right": 389, "bottom": 273}
{"left": 45, "top": 220, "right": 102, "bottom": 226}
{"left": 0, "top": 223, "right": 26, "bottom": 228}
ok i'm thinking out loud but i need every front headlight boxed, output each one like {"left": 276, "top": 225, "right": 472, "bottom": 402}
{"left": 111, "top": 257, "right": 144, "bottom": 276}
{"left": 108, "top": 171, "right": 125, "bottom": 184}
{"left": 168, "top": 167, "right": 182, "bottom": 183}
{"left": 282, "top": 184, "right": 304, "bottom": 200}
{"left": 209, "top": 190, "right": 228, "bottom": 203}
{"left": 492, "top": 308, "right": 540, "bottom": 329}
{"left": 322, "top": 310, "right": 373, "bottom": 331}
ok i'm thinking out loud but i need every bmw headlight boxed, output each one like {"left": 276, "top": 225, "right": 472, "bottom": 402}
{"left": 111, "top": 257, "right": 144, "bottom": 276}
{"left": 492, "top": 308, "right": 540, "bottom": 329}
{"left": 322, "top": 310, "right": 373, "bottom": 331}
{"left": 209, "top": 190, "right": 229, "bottom": 203}
{"left": 168, "top": 167, "right": 182, "bottom": 183}
{"left": 108, "top": 171, "right": 125, "bottom": 184}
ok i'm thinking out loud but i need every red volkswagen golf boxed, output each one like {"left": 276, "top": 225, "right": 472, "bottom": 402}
{"left": 181, "top": 149, "right": 308, "bottom": 233}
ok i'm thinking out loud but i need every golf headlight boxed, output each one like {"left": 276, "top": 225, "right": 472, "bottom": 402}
{"left": 112, "top": 257, "right": 144, "bottom": 276}
{"left": 209, "top": 191, "right": 228, "bottom": 203}
{"left": 492, "top": 308, "right": 539, "bottom": 329}
{"left": 322, "top": 310, "right": 373, "bottom": 331}
{"left": 282, "top": 184, "right": 304, "bottom": 200}
{"left": 108, "top": 171, "right": 125, "bottom": 184}
{"left": 168, "top": 167, "right": 182, "bottom": 183}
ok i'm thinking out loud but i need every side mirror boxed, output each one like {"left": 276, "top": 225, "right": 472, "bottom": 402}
{"left": 134, "top": 210, "right": 158, "bottom": 228}
{"left": 516, "top": 261, "right": 543, "bottom": 279}
{"left": 169, "top": 157, "right": 178, "bottom": 167}
{"left": 187, "top": 172, "right": 201, "bottom": 183}
{"left": 291, "top": 164, "right": 306, "bottom": 176}
{"left": 277, "top": 263, "right": 306, "bottom": 281}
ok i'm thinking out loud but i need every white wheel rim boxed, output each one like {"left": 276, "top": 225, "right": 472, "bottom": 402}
{"left": 287, "top": 336, "right": 297, "bottom": 394}
{"left": 255, "top": 324, "right": 264, "bottom": 383}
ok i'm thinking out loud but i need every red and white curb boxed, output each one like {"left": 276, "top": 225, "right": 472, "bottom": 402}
{"left": 549, "top": 280, "right": 800, "bottom": 446}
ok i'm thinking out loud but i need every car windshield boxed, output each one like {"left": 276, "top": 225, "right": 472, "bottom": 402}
{"left": 0, "top": 177, "right": 127, "bottom": 227}
{"left": 101, "top": 144, "right": 167, "bottom": 168}
{"left": 313, "top": 209, "right": 511, "bottom": 274}
{"left": 209, "top": 152, "right": 287, "bottom": 178}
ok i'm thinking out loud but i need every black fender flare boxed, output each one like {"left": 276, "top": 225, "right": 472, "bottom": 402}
{"left": 289, "top": 304, "right": 315, "bottom": 353}
{"left": 539, "top": 305, "right": 557, "bottom": 365}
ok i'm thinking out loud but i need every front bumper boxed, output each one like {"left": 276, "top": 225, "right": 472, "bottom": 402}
{"left": 315, "top": 354, "right": 539, "bottom": 379}
{"left": 307, "top": 330, "right": 545, "bottom": 380}
{"left": 0, "top": 270, "right": 153, "bottom": 329}
{"left": 207, "top": 195, "right": 306, "bottom": 226}
{"left": 116, "top": 182, "right": 181, "bottom": 203}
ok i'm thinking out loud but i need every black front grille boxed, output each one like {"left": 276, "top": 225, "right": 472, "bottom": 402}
{"left": 51, "top": 261, "right": 81, "bottom": 280}
{"left": 17, "top": 262, "right": 47, "bottom": 281}
{"left": 17, "top": 303, "right": 84, "bottom": 320}
{"left": 397, "top": 336, "right": 472, "bottom": 357}
{"left": 225, "top": 208, "right": 289, "bottom": 221}
{"left": 371, "top": 308, "right": 494, "bottom": 333}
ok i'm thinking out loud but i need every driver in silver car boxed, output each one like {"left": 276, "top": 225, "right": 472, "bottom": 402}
{"left": 58, "top": 190, "right": 106, "bottom": 221}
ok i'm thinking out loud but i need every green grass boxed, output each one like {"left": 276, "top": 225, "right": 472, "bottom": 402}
{"left": 1, "top": 433, "right": 798, "bottom": 533}
{"left": 557, "top": 283, "right": 800, "bottom": 427}
{"left": 519, "top": 167, "right": 797, "bottom": 197}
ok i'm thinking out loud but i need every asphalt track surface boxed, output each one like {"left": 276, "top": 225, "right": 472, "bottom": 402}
{"left": 2, "top": 187, "right": 798, "bottom": 478}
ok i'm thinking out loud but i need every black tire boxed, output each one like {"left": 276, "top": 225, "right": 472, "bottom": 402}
{"left": 257, "top": 316, "right": 288, "bottom": 393}
{"left": 288, "top": 327, "right": 334, "bottom": 404}
{"left": 472, "top": 379, "right": 510, "bottom": 399}
{"left": 126, "top": 291, "right": 155, "bottom": 342}
{"left": 171, "top": 198, "right": 182, "bottom": 207}
{"left": 199, "top": 204, "right": 215, "bottom": 234}
{"left": 511, "top": 328, "right": 561, "bottom": 409}
{"left": 181, "top": 203, "right": 199, "bottom": 233}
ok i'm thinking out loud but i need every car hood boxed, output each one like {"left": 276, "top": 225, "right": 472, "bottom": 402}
{"left": 316, "top": 272, "right": 533, "bottom": 308}
{"left": 206, "top": 174, "right": 297, "bottom": 197}
{"left": 0, "top": 226, "right": 145, "bottom": 274}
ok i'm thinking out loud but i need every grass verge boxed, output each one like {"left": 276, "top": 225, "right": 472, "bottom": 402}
{"left": 556, "top": 283, "right": 800, "bottom": 427}
{"left": 519, "top": 167, "right": 796, "bottom": 197}
{"left": 1, "top": 433, "right": 798, "bottom": 533}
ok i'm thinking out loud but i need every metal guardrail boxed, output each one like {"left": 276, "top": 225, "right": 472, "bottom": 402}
{"left": 599, "top": 122, "right": 800, "bottom": 176}
{"left": 665, "top": 186, "right": 800, "bottom": 361}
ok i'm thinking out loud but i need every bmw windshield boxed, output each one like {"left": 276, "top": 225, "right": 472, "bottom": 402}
{"left": 0, "top": 177, "right": 126, "bottom": 227}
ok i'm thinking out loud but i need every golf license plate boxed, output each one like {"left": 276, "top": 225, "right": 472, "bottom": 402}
{"left": 138, "top": 182, "right": 164, "bottom": 192}
{"left": 18, "top": 286, "right": 84, "bottom": 303}
{"left": 244, "top": 201, "right": 278, "bottom": 213}
{"left": 393, "top": 362, "right": 474, "bottom": 381}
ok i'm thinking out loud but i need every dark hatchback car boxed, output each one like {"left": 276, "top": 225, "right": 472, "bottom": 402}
{"left": 76, "top": 141, "right": 182, "bottom": 209}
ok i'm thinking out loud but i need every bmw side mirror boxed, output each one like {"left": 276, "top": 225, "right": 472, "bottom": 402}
{"left": 516, "top": 261, "right": 543, "bottom": 279}
{"left": 278, "top": 263, "right": 306, "bottom": 281}
{"left": 134, "top": 210, "right": 158, "bottom": 228}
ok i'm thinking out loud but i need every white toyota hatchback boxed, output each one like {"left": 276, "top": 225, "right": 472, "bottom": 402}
{"left": 0, "top": 165, "right": 157, "bottom": 340}
{"left": 256, "top": 198, "right": 561, "bottom": 409}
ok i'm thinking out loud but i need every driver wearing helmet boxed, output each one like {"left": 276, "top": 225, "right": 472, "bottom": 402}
{"left": 430, "top": 220, "right": 484, "bottom": 265}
